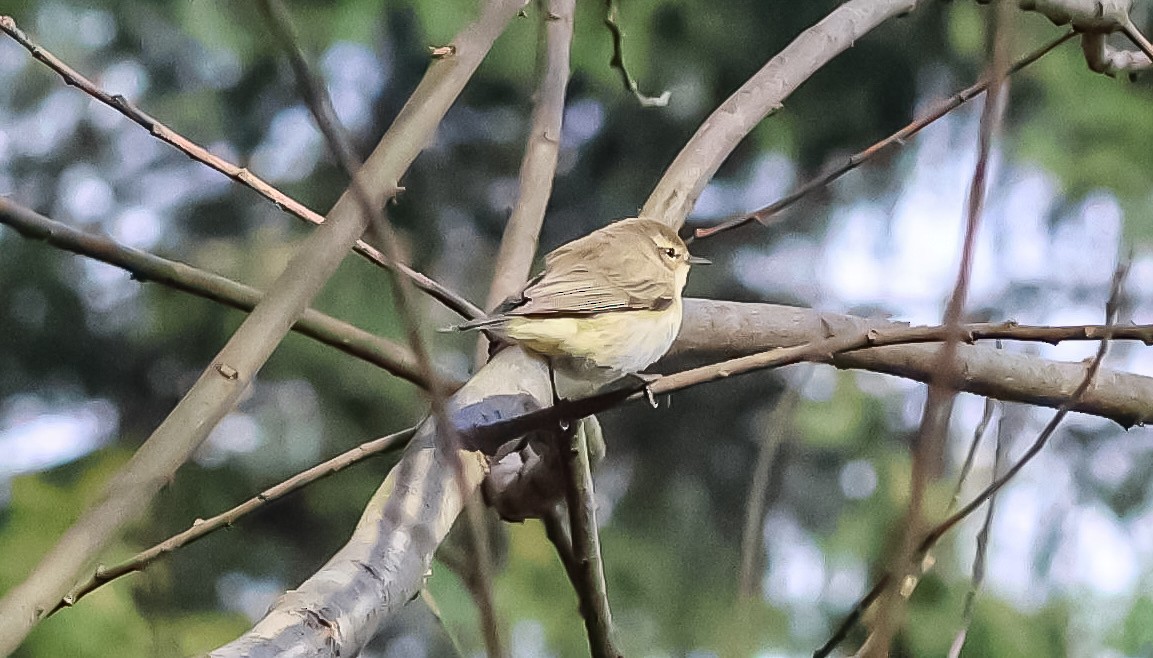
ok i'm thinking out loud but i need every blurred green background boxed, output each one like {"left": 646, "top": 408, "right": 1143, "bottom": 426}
{"left": 2, "top": 0, "right": 1153, "bottom": 656}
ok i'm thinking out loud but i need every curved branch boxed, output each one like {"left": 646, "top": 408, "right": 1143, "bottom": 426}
{"left": 640, "top": 0, "right": 920, "bottom": 228}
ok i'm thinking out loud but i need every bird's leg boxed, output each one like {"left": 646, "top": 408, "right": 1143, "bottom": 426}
{"left": 547, "top": 357, "right": 570, "bottom": 431}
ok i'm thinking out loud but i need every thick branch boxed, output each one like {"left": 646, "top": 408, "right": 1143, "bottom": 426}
{"left": 211, "top": 346, "right": 552, "bottom": 656}
{"left": 485, "top": 0, "right": 574, "bottom": 311}
{"left": 0, "top": 0, "right": 524, "bottom": 651}
{"left": 640, "top": 0, "right": 920, "bottom": 228}
{"left": 675, "top": 300, "right": 1153, "bottom": 427}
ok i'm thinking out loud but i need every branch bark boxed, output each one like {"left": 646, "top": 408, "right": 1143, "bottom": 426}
{"left": 210, "top": 346, "right": 554, "bottom": 656}
{"left": 0, "top": 197, "right": 456, "bottom": 390}
{"left": 641, "top": 0, "right": 921, "bottom": 228}
{"left": 0, "top": 0, "right": 525, "bottom": 652}
{"left": 675, "top": 300, "right": 1153, "bottom": 427}
{"left": 0, "top": 15, "right": 482, "bottom": 322}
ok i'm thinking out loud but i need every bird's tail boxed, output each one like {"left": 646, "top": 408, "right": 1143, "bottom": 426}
{"left": 440, "top": 315, "right": 505, "bottom": 332}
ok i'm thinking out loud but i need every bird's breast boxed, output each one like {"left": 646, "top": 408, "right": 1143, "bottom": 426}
{"left": 503, "top": 303, "right": 683, "bottom": 375}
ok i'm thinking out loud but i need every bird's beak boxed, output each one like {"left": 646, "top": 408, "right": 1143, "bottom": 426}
{"left": 687, "top": 255, "right": 711, "bottom": 265}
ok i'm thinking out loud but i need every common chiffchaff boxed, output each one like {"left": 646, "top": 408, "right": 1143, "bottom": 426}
{"left": 453, "top": 217, "right": 708, "bottom": 378}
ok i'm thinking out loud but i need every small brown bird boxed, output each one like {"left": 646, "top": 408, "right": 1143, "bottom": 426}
{"left": 453, "top": 217, "right": 707, "bottom": 381}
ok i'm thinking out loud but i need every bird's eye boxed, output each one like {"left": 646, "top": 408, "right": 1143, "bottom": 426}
{"left": 662, "top": 247, "right": 678, "bottom": 259}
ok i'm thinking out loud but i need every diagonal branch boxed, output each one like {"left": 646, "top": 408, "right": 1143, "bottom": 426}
{"left": 0, "top": 0, "right": 522, "bottom": 651}
{"left": 54, "top": 427, "right": 416, "bottom": 614}
{"left": 816, "top": 261, "right": 1127, "bottom": 658}
{"left": 864, "top": 5, "right": 1014, "bottom": 653}
{"left": 694, "top": 30, "right": 1075, "bottom": 240}
{"left": 0, "top": 15, "right": 482, "bottom": 322}
{"left": 0, "top": 197, "right": 459, "bottom": 390}
{"left": 484, "top": 0, "right": 574, "bottom": 312}
{"left": 641, "top": 0, "right": 922, "bottom": 229}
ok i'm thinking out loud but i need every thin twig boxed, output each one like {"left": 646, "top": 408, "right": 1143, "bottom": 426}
{"left": 53, "top": 427, "right": 416, "bottom": 614}
{"left": 738, "top": 382, "right": 803, "bottom": 599}
{"left": 949, "top": 396, "right": 998, "bottom": 512}
{"left": 817, "top": 261, "right": 1128, "bottom": 658}
{"left": 463, "top": 317, "right": 1153, "bottom": 450}
{"left": 920, "top": 264, "right": 1124, "bottom": 548}
{"left": 561, "top": 422, "right": 622, "bottom": 658}
{"left": 0, "top": 15, "right": 482, "bottom": 322}
{"left": 862, "top": 5, "right": 1013, "bottom": 652}
{"left": 602, "top": 0, "right": 669, "bottom": 107}
{"left": 946, "top": 414, "right": 1007, "bottom": 658}
{"left": 694, "top": 30, "right": 1075, "bottom": 240}
{"left": 0, "top": 197, "right": 460, "bottom": 391}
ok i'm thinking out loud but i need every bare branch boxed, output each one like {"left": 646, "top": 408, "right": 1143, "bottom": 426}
{"left": 676, "top": 300, "right": 1153, "bottom": 427}
{"left": 210, "top": 345, "right": 550, "bottom": 657}
{"left": 818, "top": 261, "right": 1127, "bottom": 658}
{"left": 602, "top": 0, "right": 669, "bottom": 107}
{"left": 694, "top": 31, "right": 1074, "bottom": 240}
{"left": 946, "top": 413, "right": 1008, "bottom": 658}
{"left": 738, "top": 382, "right": 802, "bottom": 599}
{"left": 485, "top": 0, "right": 575, "bottom": 312}
{"left": 0, "top": 15, "right": 482, "bottom": 322}
{"left": 253, "top": 3, "right": 520, "bottom": 656}
{"left": 463, "top": 316, "right": 1152, "bottom": 451}
{"left": 0, "top": 197, "right": 459, "bottom": 391}
{"left": 641, "top": 0, "right": 920, "bottom": 229}
{"left": 54, "top": 427, "right": 416, "bottom": 614}
{"left": 949, "top": 396, "right": 998, "bottom": 512}
{"left": 864, "top": 5, "right": 1013, "bottom": 652}
{"left": 561, "top": 418, "right": 622, "bottom": 658}
{"left": 0, "top": 0, "right": 523, "bottom": 650}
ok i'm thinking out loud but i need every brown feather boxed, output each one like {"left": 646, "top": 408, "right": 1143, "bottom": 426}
{"left": 502, "top": 218, "right": 679, "bottom": 317}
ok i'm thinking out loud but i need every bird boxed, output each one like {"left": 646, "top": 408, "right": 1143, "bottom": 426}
{"left": 451, "top": 217, "right": 708, "bottom": 396}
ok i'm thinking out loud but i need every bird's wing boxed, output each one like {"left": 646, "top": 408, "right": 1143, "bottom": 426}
{"left": 505, "top": 253, "right": 674, "bottom": 317}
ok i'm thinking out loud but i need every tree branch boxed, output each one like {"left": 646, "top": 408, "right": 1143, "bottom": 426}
{"left": 0, "top": 197, "right": 459, "bottom": 391}
{"left": 485, "top": 0, "right": 574, "bottom": 312}
{"left": 865, "top": 4, "right": 1013, "bottom": 650}
{"left": 53, "top": 427, "right": 416, "bottom": 614}
{"left": 675, "top": 300, "right": 1153, "bottom": 427}
{"left": 0, "top": 0, "right": 523, "bottom": 650}
{"left": 0, "top": 15, "right": 482, "bottom": 322}
{"left": 562, "top": 418, "right": 621, "bottom": 658}
{"left": 694, "top": 30, "right": 1074, "bottom": 240}
{"left": 210, "top": 345, "right": 552, "bottom": 657}
{"left": 641, "top": 0, "right": 921, "bottom": 229}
